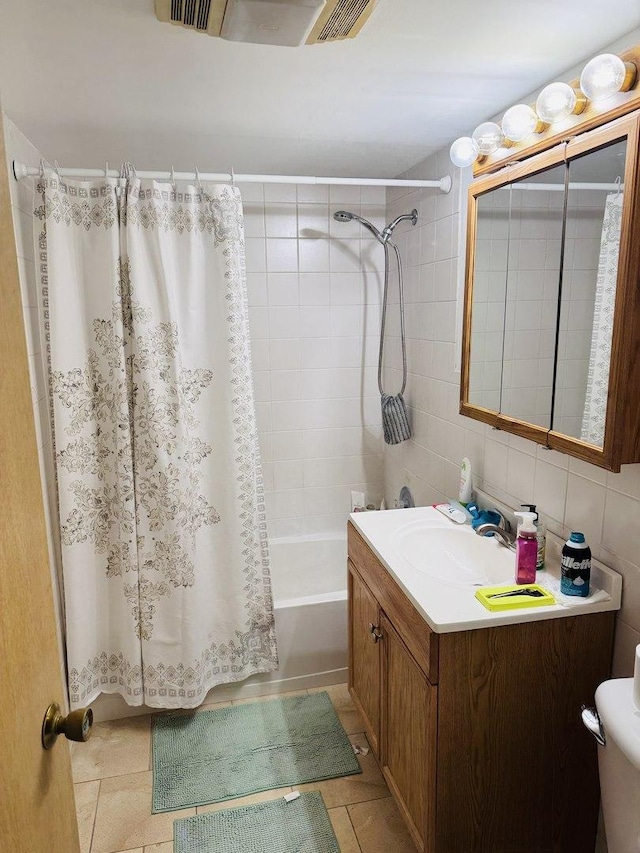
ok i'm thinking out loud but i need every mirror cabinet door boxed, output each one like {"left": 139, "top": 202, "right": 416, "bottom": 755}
{"left": 468, "top": 187, "right": 510, "bottom": 412}
{"left": 552, "top": 138, "right": 627, "bottom": 448}
{"left": 500, "top": 162, "right": 566, "bottom": 429}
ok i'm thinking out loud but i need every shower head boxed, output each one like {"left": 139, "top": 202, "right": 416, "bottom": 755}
{"left": 333, "top": 208, "right": 418, "bottom": 245}
{"left": 333, "top": 209, "right": 384, "bottom": 242}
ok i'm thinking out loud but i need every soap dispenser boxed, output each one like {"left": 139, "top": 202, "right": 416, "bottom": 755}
{"left": 513, "top": 511, "right": 537, "bottom": 585}
{"left": 521, "top": 503, "right": 546, "bottom": 570}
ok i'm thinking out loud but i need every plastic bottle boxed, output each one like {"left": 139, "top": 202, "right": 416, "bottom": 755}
{"left": 521, "top": 504, "right": 546, "bottom": 570}
{"left": 513, "top": 511, "right": 538, "bottom": 585}
{"left": 459, "top": 457, "right": 473, "bottom": 505}
{"left": 561, "top": 532, "right": 591, "bottom": 597}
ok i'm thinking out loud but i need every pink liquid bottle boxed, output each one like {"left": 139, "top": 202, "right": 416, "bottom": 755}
{"left": 513, "top": 511, "right": 537, "bottom": 585}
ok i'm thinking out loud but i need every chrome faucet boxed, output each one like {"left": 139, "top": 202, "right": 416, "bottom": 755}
{"left": 474, "top": 523, "right": 516, "bottom": 551}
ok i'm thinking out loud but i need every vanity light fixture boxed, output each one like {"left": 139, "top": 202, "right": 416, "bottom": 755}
{"left": 501, "top": 104, "right": 547, "bottom": 142}
{"left": 448, "top": 48, "right": 640, "bottom": 168}
{"left": 580, "top": 53, "right": 637, "bottom": 100}
{"left": 449, "top": 136, "right": 480, "bottom": 168}
{"left": 472, "top": 122, "right": 505, "bottom": 155}
{"left": 535, "top": 82, "right": 586, "bottom": 123}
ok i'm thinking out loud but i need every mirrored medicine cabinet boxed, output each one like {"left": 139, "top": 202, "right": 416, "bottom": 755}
{"left": 460, "top": 111, "right": 640, "bottom": 472}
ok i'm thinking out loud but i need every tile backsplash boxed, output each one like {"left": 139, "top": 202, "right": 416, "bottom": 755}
{"left": 242, "top": 181, "right": 385, "bottom": 537}
{"left": 384, "top": 145, "right": 640, "bottom": 678}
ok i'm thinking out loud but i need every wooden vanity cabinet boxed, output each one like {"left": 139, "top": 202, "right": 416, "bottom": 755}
{"left": 347, "top": 522, "right": 615, "bottom": 853}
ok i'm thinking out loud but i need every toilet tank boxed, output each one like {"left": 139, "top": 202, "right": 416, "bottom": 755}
{"left": 595, "top": 678, "right": 640, "bottom": 853}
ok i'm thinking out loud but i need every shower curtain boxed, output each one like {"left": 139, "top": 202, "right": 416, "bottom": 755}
{"left": 36, "top": 169, "right": 278, "bottom": 709}
{"left": 580, "top": 191, "right": 623, "bottom": 447}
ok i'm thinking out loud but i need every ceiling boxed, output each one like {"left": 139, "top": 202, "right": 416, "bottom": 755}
{"left": 1, "top": 0, "right": 640, "bottom": 178}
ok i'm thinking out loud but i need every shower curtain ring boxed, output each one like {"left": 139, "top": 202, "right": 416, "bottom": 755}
{"left": 230, "top": 166, "right": 235, "bottom": 186}
{"left": 195, "top": 166, "right": 203, "bottom": 193}
{"left": 104, "top": 161, "right": 109, "bottom": 178}
{"left": 170, "top": 165, "right": 176, "bottom": 193}
{"left": 53, "top": 159, "right": 62, "bottom": 179}
{"left": 615, "top": 175, "right": 622, "bottom": 197}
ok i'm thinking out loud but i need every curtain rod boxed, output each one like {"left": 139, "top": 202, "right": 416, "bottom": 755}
{"left": 12, "top": 161, "right": 452, "bottom": 193}
{"left": 510, "top": 182, "right": 623, "bottom": 192}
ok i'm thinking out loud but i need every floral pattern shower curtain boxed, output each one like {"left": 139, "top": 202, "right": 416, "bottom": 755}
{"left": 36, "top": 170, "right": 277, "bottom": 709}
{"left": 581, "top": 191, "right": 623, "bottom": 447}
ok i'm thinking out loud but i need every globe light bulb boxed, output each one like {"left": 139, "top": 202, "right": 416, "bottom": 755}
{"left": 535, "top": 82, "right": 586, "bottom": 123}
{"left": 472, "top": 122, "right": 504, "bottom": 156}
{"left": 580, "top": 54, "right": 637, "bottom": 100}
{"left": 501, "top": 104, "right": 542, "bottom": 142}
{"left": 449, "top": 136, "right": 479, "bottom": 168}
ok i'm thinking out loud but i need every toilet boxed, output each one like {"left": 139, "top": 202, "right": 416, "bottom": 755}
{"left": 593, "top": 678, "right": 640, "bottom": 853}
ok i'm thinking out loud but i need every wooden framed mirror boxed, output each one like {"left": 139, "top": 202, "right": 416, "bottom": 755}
{"left": 461, "top": 111, "right": 640, "bottom": 471}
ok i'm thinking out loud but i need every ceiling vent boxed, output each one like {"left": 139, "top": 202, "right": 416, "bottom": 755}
{"left": 305, "top": 0, "right": 377, "bottom": 43}
{"left": 155, "top": 0, "right": 227, "bottom": 36}
{"left": 155, "top": 0, "right": 377, "bottom": 44}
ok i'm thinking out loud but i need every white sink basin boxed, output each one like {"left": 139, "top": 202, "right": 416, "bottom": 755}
{"left": 393, "top": 519, "right": 515, "bottom": 588}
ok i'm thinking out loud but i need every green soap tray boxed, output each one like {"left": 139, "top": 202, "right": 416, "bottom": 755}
{"left": 475, "top": 583, "right": 556, "bottom": 612}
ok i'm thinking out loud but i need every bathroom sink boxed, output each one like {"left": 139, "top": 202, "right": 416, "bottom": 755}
{"left": 393, "top": 520, "right": 515, "bottom": 588}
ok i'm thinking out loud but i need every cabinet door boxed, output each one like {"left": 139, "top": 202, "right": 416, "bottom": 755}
{"left": 380, "top": 613, "right": 437, "bottom": 853}
{"left": 348, "top": 560, "right": 381, "bottom": 755}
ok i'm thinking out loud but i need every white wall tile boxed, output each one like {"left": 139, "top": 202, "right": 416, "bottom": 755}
{"left": 299, "top": 239, "right": 330, "bottom": 272}
{"left": 267, "top": 273, "right": 299, "bottom": 306}
{"left": 264, "top": 183, "right": 297, "bottom": 203}
{"left": 266, "top": 239, "right": 298, "bottom": 272}
{"left": 299, "top": 272, "right": 331, "bottom": 305}
{"left": 265, "top": 203, "right": 297, "bottom": 238}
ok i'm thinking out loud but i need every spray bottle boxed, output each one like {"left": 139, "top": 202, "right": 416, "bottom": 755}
{"left": 513, "top": 511, "right": 538, "bottom": 585}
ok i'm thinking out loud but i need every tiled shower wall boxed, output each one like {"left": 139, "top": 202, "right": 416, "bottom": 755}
{"left": 241, "top": 181, "right": 385, "bottom": 538}
{"left": 383, "top": 146, "right": 640, "bottom": 678}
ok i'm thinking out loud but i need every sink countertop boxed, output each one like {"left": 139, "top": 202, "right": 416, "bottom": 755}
{"left": 349, "top": 506, "right": 622, "bottom": 634}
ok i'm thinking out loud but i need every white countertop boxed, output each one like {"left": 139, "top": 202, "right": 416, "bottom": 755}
{"left": 349, "top": 506, "right": 622, "bottom": 634}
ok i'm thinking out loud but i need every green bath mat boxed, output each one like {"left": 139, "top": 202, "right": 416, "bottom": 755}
{"left": 152, "top": 691, "right": 361, "bottom": 812}
{"left": 174, "top": 791, "right": 340, "bottom": 853}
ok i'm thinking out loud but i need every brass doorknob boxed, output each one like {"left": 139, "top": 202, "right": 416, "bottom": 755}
{"left": 42, "top": 702, "right": 93, "bottom": 750}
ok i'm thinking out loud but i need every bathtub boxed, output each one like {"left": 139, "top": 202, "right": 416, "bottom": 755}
{"left": 260, "top": 533, "right": 348, "bottom": 690}
{"left": 93, "top": 533, "right": 348, "bottom": 719}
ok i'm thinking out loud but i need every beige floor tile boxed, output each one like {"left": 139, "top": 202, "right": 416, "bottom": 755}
{"left": 144, "top": 845, "right": 172, "bottom": 852}
{"left": 309, "top": 683, "right": 366, "bottom": 734}
{"left": 328, "top": 805, "right": 362, "bottom": 853}
{"left": 197, "top": 787, "right": 293, "bottom": 814}
{"left": 112, "top": 849, "right": 144, "bottom": 852}
{"left": 91, "top": 770, "right": 194, "bottom": 853}
{"left": 348, "top": 797, "right": 418, "bottom": 853}
{"left": 196, "top": 698, "right": 233, "bottom": 712}
{"left": 296, "top": 733, "right": 389, "bottom": 808}
{"left": 74, "top": 780, "right": 100, "bottom": 853}
{"left": 231, "top": 688, "right": 309, "bottom": 705}
{"left": 71, "top": 715, "right": 151, "bottom": 783}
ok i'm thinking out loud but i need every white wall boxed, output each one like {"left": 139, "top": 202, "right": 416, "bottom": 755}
{"left": 384, "top": 148, "right": 640, "bottom": 681}
{"left": 242, "top": 181, "right": 385, "bottom": 537}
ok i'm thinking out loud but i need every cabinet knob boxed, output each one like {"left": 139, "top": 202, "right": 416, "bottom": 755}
{"left": 369, "top": 623, "right": 383, "bottom": 643}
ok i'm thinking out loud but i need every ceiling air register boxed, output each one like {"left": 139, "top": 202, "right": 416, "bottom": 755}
{"left": 155, "top": 0, "right": 378, "bottom": 46}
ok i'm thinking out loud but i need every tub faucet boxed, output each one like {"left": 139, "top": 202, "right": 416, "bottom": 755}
{"left": 474, "top": 523, "right": 516, "bottom": 551}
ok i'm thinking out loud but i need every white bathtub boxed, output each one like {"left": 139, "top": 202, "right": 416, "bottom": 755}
{"left": 93, "top": 533, "right": 349, "bottom": 719}
{"left": 261, "top": 533, "right": 348, "bottom": 689}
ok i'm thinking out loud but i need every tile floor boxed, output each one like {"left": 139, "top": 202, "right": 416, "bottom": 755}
{"left": 71, "top": 684, "right": 418, "bottom": 853}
